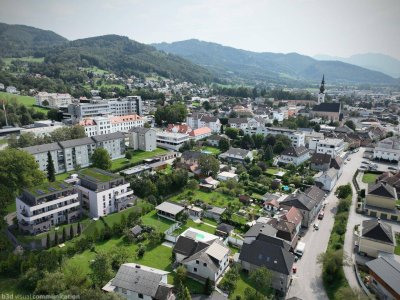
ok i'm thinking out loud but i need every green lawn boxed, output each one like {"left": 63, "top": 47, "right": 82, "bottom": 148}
{"left": 3, "top": 56, "right": 44, "bottom": 66}
{"left": 81, "top": 66, "right": 108, "bottom": 75}
{"left": 395, "top": 234, "right": 400, "bottom": 255}
{"left": 4, "top": 201, "right": 16, "bottom": 214}
{"left": 55, "top": 172, "right": 74, "bottom": 181}
{"left": 169, "top": 190, "right": 240, "bottom": 208}
{"left": 265, "top": 167, "right": 286, "bottom": 176}
{"left": 362, "top": 172, "right": 379, "bottom": 184}
{"left": 0, "top": 139, "right": 8, "bottom": 145}
{"left": 230, "top": 271, "right": 273, "bottom": 299}
{"left": 141, "top": 210, "right": 176, "bottom": 232}
{"left": 200, "top": 146, "right": 221, "bottom": 155}
{"left": 173, "top": 219, "right": 216, "bottom": 236}
{"left": 111, "top": 148, "right": 168, "bottom": 171}
{"left": 0, "top": 91, "right": 49, "bottom": 113}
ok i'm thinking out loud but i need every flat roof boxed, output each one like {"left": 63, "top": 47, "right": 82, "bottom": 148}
{"left": 79, "top": 168, "right": 121, "bottom": 182}
{"left": 155, "top": 202, "right": 185, "bottom": 215}
{"left": 26, "top": 181, "right": 73, "bottom": 197}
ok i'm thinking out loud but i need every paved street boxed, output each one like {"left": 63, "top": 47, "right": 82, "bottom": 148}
{"left": 287, "top": 149, "right": 365, "bottom": 300}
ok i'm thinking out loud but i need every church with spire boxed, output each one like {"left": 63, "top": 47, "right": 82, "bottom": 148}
{"left": 318, "top": 75, "right": 325, "bottom": 104}
{"left": 310, "top": 75, "right": 342, "bottom": 122}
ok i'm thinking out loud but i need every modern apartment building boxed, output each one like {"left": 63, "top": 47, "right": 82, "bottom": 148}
{"left": 244, "top": 126, "right": 305, "bottom": 147}
{"left": 373, "top": 136, "right": 400, "bottom": 162}
{"left": 68, "top": 96, "right": 143, "bottom": 122}
{"left": 35, "top": 92, "right": 73, "bottom": 108}
{"left": 156, "top": 131, "right": 190, "bottom": 151}
{"left": 76, "top": 168, "right": 134, "bottom": 218}
{"left": 22, "top": 132, "right": 126, "bottom": 174}
{"left": 16, "top": 181, "right": 80, "bottom": 234}
{"left": 316, "top": 138, "right": 345, "bottom": 158}
{"left": 128, "top": 127, "right": 157, "bottom": 151}
{"left": 80, "top": 114, "right": 145, "bottom": 137}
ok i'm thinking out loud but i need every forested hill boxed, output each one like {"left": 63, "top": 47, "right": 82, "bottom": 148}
{"left": 153, "top": 39, "right": 398, "bottom": 85}
{"left": 0, "top": 22, "right": 68, "bottom": 57}
{"left": 42, "top": 35, "right": 215, "bottom": 84}
{"left": 0, "top": 23, "right": 215, "bottom": 84}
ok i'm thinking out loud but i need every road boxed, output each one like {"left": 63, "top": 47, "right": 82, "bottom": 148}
{"left": 287, "top": 149, "right": 365, "bottom": 300}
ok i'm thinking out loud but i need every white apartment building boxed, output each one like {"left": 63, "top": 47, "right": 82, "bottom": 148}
{"left": 21, "top": 120, "right": 65, "bottom": 137}
{"left": 76, "top": 168, "right": 134, "bottom": 218}
{"left": 156, "top": 131, "right": 190, "bottom": 151}
{"left": 128, "top": 127, "right": 157, "bottom": 151}
{"left": 79, "top": 114, "right": 145, "bottom": 137}
{"left": 68, "top": 96, "right": 143, "bottom": 123}
{"left": 16, "top": 181, "right": 80, "bottom": 235}
{"left": 244, "top": 126, "right": 305, "bottom": 147}
{"left": 35, "top": 92, "right": 73, "bottom": 108}
{"left": 186, "top": 113, "right": 221, "bottom": 133}
{"left": 373, "top": 136, "right": 400, "bottom": 162}
{"left": 316, "top": 138, "right": 345, "bottom": 158}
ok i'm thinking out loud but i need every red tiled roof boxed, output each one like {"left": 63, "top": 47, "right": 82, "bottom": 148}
{"left": 281, "top": 206, "right": 303, "bottom": 227}
{"left": 189, "top": 127, "right": 212, "bottom": 137}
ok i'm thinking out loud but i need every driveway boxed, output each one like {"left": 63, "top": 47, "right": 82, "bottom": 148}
{"left": 286, "top": 149, "right": 365, "bottom": 300}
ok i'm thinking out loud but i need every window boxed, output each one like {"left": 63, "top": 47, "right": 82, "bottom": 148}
{"left": 203, "top": 263, "right": 207, "bottom": 267}
{"left": 196, "top": 260, "right": 199, "bottom": 264}
{"left": 138, "top": 294, "right": 143, "bottom": 299}
{"left": 194, "top": 268, "right": 197, "bottom": 272}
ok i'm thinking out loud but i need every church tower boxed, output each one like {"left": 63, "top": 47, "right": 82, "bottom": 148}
{"left": 317, "top": 75, "right": 325, "bottom": 104}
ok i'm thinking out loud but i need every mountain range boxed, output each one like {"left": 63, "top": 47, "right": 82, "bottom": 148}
{"left": 0, "top": 22, "right": 398, "bottom": 86}
{"left": 314, "top": 53, "right": 400, "bottom": 79}
{"left": 153, "top": 39, "right": 398, "bottom": 85}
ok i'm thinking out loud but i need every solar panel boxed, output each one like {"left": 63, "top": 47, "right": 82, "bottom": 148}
{"left": 36, "top": 189, "right": 45, "bottom": 195}
{"left": 48, "top": 187, "right": 57, "bottom": 192}
{"left": 60, "top": 184, "right": 67, "bottom": 189}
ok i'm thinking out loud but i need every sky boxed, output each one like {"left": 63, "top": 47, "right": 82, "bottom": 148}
{"left": 1, "top": 0, "right": 399, "bottom": 59}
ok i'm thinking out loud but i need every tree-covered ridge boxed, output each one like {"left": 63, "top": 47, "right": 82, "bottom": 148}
{"left": 0, "top": 22, "right": 68, "bottom": 57}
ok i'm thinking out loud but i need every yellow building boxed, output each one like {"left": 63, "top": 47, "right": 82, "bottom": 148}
{"left": 365, "top": 182, "right": 399, "bottom": 222}
{"left": 358, "top": 219, "right": 395, "bottom": 258}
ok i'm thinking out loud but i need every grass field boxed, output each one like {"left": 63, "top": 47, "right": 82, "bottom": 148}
{"left": 4, "top": 201, "right": 16, "bottom": 214}
{"left": 3, "top": 56, "right": 44, "bottom": 66}
{"left": 169, "top": 189, "right": 240, "bottom": 208}
{"left": 141, "top": 210, "right": 176, "bottom": 232}
{"left": 0, "top": 92, "right": 49, "bottom": 113}
{"left": 265, "top": 167, "right": 287, "bottom": 176}
{"left": 111, "top": 148, "right": 168, "bottom": 171}
{"left": 200, "top": 146, "right": 221, "bottom": 155}
{"left": 173, "top": 219, "right": 216, "bottom": 236}
{"left": 81, "top": 66, "right": 108, "bottom": 75}
{"left": 395, "top": 234, "right": 400, "bottom": 255}
{"left": 230, "top": 271, "right": 273, "bottom": 299}
{"left": 362, "top": 172, "right": 379, "bottom": 184}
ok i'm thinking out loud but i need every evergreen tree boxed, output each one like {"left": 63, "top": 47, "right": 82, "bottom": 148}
{"left": 54, "top": 231, "right": 59, "bottom": 246}
{"left": 182, "top": 286, "right": 192, "bottom": 300}
{"left": 204, "top": 277, "right": 213, "bottom": 295}
{"left": 62, "top": 227, "right": 67, "bottom": 242}
{"left": 69, "top": 225, "right": 74, "bottom": 239}
{"left": 91, "top": 148, "right": 111, "bottom": 170}
{"left": 46, "top": 151, "right": 56, "bottom": 182}
{"left": 77, "top": 222, "right": 82, "bottom": 235}
{"left": 264, "top": 145, "right": 273, "bottom": 161}
{"left": 46, "top": 233, "right": 51, "bottom": 249}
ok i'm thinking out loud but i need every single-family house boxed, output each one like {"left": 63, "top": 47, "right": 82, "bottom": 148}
{"left": 314, "top": 168, "right": 338, "bottom": 191}
{"left": 358, "top": 219, "right": 395, "bottom": 258}
{"left": 155, "top": 202, "right": 185, "bottom": 221}
{"left": 365, "top": 182, "right": 399, "bottom": 221}
{"left": 215, "top": 223, "right": 234, "bottom": 237}
{"left": 217, "top": 171, "right": 239, "bottom": 181}
{"left": 278, "top": 146, "right": 310, "bottom": 166}
{"left": 205, "top": 206, "right": 226, "bottom": 221}
{"left": 219, "top": 148, "right": 253, "bottom": 162}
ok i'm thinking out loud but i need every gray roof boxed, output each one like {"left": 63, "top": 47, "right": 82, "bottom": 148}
{"left": 58, "top": 137, "right": 94, "bottom": 148}
{"left": 22, "top": 142, "right": 62, "bottom": 155}
{"left": 368, "top": 182, "right": 397, "bottom": 199}
{"left": 244, "top": 223, "right": 278, "bottom": 238}
{"left": 130, "top": 127, "right": 152, "bottom": 134}
{"left": 228, "top": 118, "right": 248, "bottom": 124}
{"left": 321, "top": 168, "right": 338, "bottom": 180}
{"left": 221, "top": 147, "right": 250, "bottom": 159}
{"left": 207, "top": 206, "right": 226, "bottom": 215}
{"left": 239, "top": 238, "right": 295, "bottom": 275}
{"left": 130, "top": 225, "right": 143, "bottom": 236}
{"left": 216, "top": 223, "right": 234, "bottom": 234}
{"left": 304, "top": 185, "right": 326, "bottom": 203}
{"left": 280, "top": 192, "right": 318, "bottom": 211}
{"left": 281, "top": 146, "right": 309, "bottom": 158}
{"left": 92, "top": 131, "right": 125, "bottom": 142}
{"left": 155, "top": 202, "right": 184, "bottom": 215}
{"left": 365, "top": 256, "right": 400, "bottom": 295}
{"left": 362, "top": 219, "right": 394, "bottom": 244}
{"left": 182, "top": 151, "right": 204, "bottom": 161}
{"left": 111, "top": 264, "right": 169, "bottom": 298}
{"left": 173, "top": 236, "right": 210, "bottom": 257}
{"left": 310, "top": 153, "right": 331, "bottom": 165}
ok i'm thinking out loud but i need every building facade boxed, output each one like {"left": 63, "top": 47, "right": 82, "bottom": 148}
{"left": 128, "top": 127, "right": 157, "bottom": 151}
{"left": 156, "top": 131, "right": 190, "bottom": 151}
{"left": 316, "top": 138, "right": 345, "bottom": 158}
{"left": 35, "top": 92, "right": 73, "bottom": 108}
{"left": 373, "top": 137, "right": 400, "bottom": 162}
{"left": 243, "top": 126, "right": 305, "bottom": 147}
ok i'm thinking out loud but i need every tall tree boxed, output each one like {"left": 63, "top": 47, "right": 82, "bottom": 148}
{"left": 249, "top": 267, "right": 272, "bottom": 296}
{"left": 46, "top": 151, "right": 56, "bottom": 182}
{"left": 198, "top": 155, "right": 220, "bottom": 176}
{"left": 218, "top": 137, "right": 230, "bottom": 152}
{"left": 91, "top": 148, "right": 111, "bottom": 170}
{"left": 89, "top": 252, "right": 113, "bottom": 287}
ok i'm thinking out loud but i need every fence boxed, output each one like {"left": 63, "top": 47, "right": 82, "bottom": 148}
{"left": 164, "top": 222, "right": 181, "bottom": 243}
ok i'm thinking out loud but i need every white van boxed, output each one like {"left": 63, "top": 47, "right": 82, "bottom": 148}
{"left": 314, "top": 222, "right": 320, "bottom": 230}
{"left": 295, "top": 242, "right": 306, "bottom": 257}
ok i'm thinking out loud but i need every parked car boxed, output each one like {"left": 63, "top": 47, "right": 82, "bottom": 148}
{"left": 318, "top": 211, "right": 324, "bottom": 220}
{"left": 314, "top": 222, "right": 320, "bottom": 230}
{"left": 347, "top": 157, "right": 351, "bottom": 161}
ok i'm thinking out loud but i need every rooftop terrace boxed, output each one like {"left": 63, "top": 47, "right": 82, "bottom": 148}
{"left": 79, "top": 168, "right": 121, "bottom": 182}
{"left": 26, "top": 181, "right": 72, "bottom": 198}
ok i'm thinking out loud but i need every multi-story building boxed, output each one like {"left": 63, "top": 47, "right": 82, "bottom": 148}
{"left": 244, "top": 126, "right": 305, "bottom": 147}
{"left": 316, "top": 138, "right": 345, "bottom": 158}
{"left": 156, "top": 131, "right": 190, "bottom": 151}
{"left": 76, "top": 168, "right": 134, "bottom": 218}
{"left": 128, "top": 127, "right": 157, "bottom": 151}
{"left": 373, "top": 136, "right": 400, "bottom": 162}
{"left": 35, "top": 92, "right": 73, "bottom": 108}
{"left": 16, "top": 181, "right": 80, "bottom": 234}
{"left": 79, "top": 114, "right": 145, "bottom": 137}
{"left": 186, "top": 113, "right": 221, "bottom": 133}
{"left": 22, "top": 132, "right": 126, "bottom": 174}
{"left": 68, "top": 96, "right": 143, "bottom": 122}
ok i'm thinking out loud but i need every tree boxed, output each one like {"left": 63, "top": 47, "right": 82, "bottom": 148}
{"left": 202, "top": 101, "right": 211, "bottom": 111}
{"left": 69, "top": 225, "right": 74, "bottom": 239}
{"left": 46, "top": 233, "right": 51, "bottom": 249}
{"left": 264, "top": 145, "right": 273, "bottom": 161}
{"left": 35, "top": 271, "right": 67, "bottom": 295}
{"left": 77, "top": 222, "right": 82, "bottom": 235}
{"left": 241, "top": 134, "right": 254, "bottom": 149}
{"left": 244, "top": 287, "right": 264, "bottom": 300}
{"left": 0, "top": 148, "right": 46, "bottom": 211}
{"left": 46, "top": 151, "right": 56, "bottom": 182}
{"left": 225, "top": 128, "right": 239, "bottom": 140}
{"left": 187, "top": 179, "right": 199, "bottom": 190}
{"left": 344, "top": 120, "right": 356, "bottom": 131}
{"left": 91, "top": 148, "right": 111, "bottom": 170}
{"left": 229, "top": 111, "right": 238, "bottom": 118}
{"left": 314, "top": 123, "right": 321, "bottom": 132}
{"left": 177, "top": 286, "right": 192, "bottom": 300}
{"left": 90, "top": 252, "right": 113, "bottom": 287}
{"left": 125, "top": 151, "right": 132, "bottom": 159}
{"left": 336, "top": 184, "right": 352, "bottom": 199}
{"left": 62, "top": 227, "right": 67, "bottom": 243}
{"left": 249, "top": 267, "right": 272, "bottom": 296}
{"left": 136, "top": 243, "right": 146, "bottom": 258}
{"left": 249, "top": 165, "right": 262, "bottom": 177}
{"left": 219, "top": 137, "right": 230, "bottom": 153}
{"left": 47, "top": 109, "right": 60, "bottom": 121}
{"left": 174, "top": 266, "right": 187, "bottom": 288}
{"left": 204, "top": 277, "right": 213, "bottom": 295}
{"left": 273, "top": 141, "right": 285, "bottom": 154}
{"left": 54, "top": 232, "right": 59, "bottom": 246}
{"left": 198, "top": 155, "right": 220, "bottom": 176}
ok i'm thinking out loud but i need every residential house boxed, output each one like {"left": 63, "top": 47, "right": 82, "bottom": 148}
{"left": 215, "top": 223, "right": 234, "bottom": 237}
{"left": 156, "top": 131, "right": 190, "bottom": 151}
{"left": 219, "top": 148, "right": 253, "bottom": 162}
{"left": 365, "top": 256, "right": 400, "bottom": 300}
{"left": 128, "top": 127, "right": 157, "bottom": 151}
{"left": 189, "top": 127, "right": 212, "bottom": 141}
{"left": 278, "top": 146, "right": 310, "bottom": 166}
{"left": 16, "top": 181, "right": 80, "bottom": 235}
{"left": 315, "top": 138, "right": 345, "bottom": 158}
{"left": 155, "top": 202, "right": 185, "bottom": 221}
{"left": 228, "top": 118, "right": 249, "bottom": 130}
{"left": 181, "top": 151, "right": 204, "bottom": 165}
{"left": 379, "top": 172, "right": 400, "bottom": 194}
{"left": 6, "top": 86, "right": 17, "bottom": 94}
{"left": 239, "top": 226, "right": 295, "bottom": 295}
{"left": 187, "top": 113, "right": 221, "bottom": 133}
{"left": 217, "top": 171, "right": 239, "bottom": 181}
{"left": 365, "top": 182, "right": 399, "bottom": 221}
{"left": 200, "top": 177, "right": 219, "bottom": 190}
{"left": 243, "top": 127, "right": 305, "bottom": 147}
{"left": 358, "top": 219, "right": 396, "bottom": 258}
{"left": 208, "top": 135, "right": 224, "bottom": 147}
{"left": 173, "top": 236, "right": 230, "bottom": 283}
{"left": 103, "top": 263, "right": 174, "bottom": 300}
{"left": 76, "top": 168, "right": 135, "bottom": 218}
{"left": 204, "top": 206, "right": 226, "bottom": 221}
{"left": 315, "top": 168, "right": 338, "bottom": 191}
